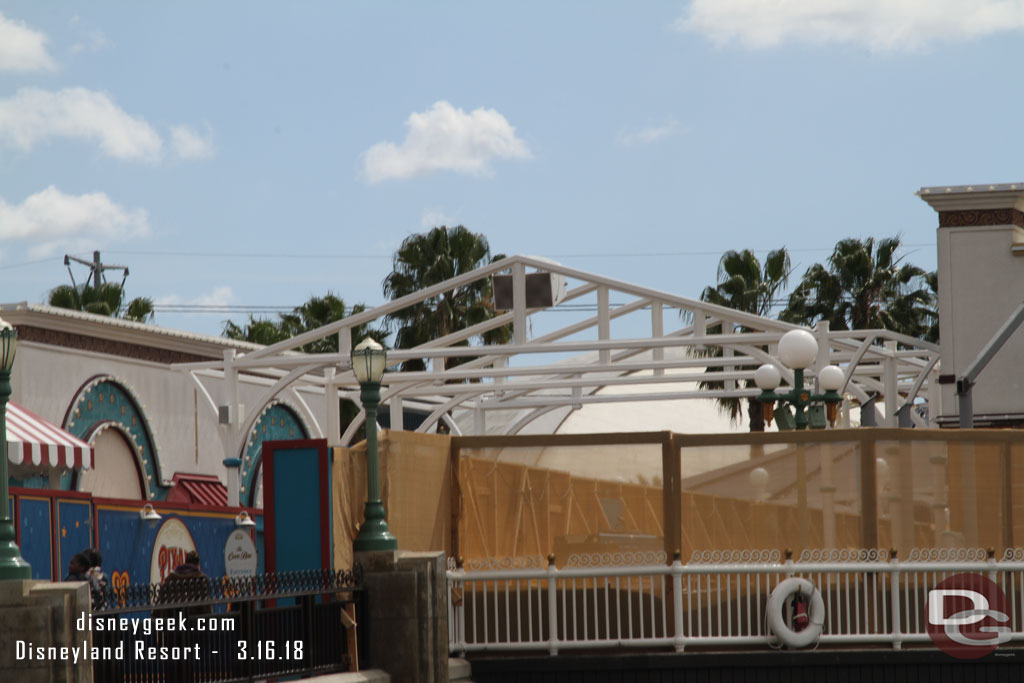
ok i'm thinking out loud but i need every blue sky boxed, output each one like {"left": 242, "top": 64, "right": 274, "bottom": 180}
{"left": 1, "top": 2, "right": 1023, "bottom": 338}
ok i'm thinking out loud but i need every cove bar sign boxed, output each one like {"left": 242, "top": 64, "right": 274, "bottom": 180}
{"left": 224, "top": 529, "right": 257, "bottom": 578}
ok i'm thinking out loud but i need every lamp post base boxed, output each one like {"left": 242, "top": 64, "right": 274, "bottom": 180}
{"left": 0, "top": 521, "right": 31, "bottom": 580}
{"left": 353, "top": 501, "right": 398, "bottom": 552}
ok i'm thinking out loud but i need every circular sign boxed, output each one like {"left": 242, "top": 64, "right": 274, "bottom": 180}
{"left": 149, "top": 518, "right": 197, "bottom": 584}
{"left": 224, "top": 529, "right": 258, "bottom": 578}
{"left": 927, "top": 572, "right": 1010, "bottom": 659}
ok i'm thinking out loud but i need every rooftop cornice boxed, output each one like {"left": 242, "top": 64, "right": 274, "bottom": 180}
{"left": 917, "top": 183, "right": 1024, "bottom": 213}
{"left": 0, "top": 302, "right": 265, "bottom": 360}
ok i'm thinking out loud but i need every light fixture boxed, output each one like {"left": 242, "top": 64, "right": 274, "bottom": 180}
{"left": 754, "top": 363, "right": 781, "bottom": 391}
{"left": 777, "top": 329, "right": 818, "bottom": 369}
{"left": 351, "top": 337, "right": 386, "bottom": 384}
{"left": 749, "top": 466, "right": 770, "bottom": 502}
{"left": 139, "top": 503, "right": 162, "bottom": 522}
{"left": 0, "top": 318, "right": 15, "bottom": 372}
{"left": 818, "top": 365, "right": 844, "bottom": 392}
{"left": 754, "top": 330, "right": 843, "bottom": 430}
{"left": 0, "top": 317, "right": 31, "bottom": 579}
{"left": 754, "top": 364, "right": 781, "bottom": 426}
{"left": 235, "top": 511, "right": 256, "bottom": 527}
{"left": 351, "top": 337, "right": 397, "bottom": 552}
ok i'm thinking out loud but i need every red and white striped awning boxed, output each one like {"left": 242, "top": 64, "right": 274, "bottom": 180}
{"left": 6, "top": 402, "right": 93, "bottom": 470}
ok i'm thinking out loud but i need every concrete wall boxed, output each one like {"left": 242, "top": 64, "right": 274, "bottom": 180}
{"left": 937, "top": 223, "right": 1024, "bottom": 420}
{"left": 0, "top": 580, "right": 92, "bottom": 683}
{"left": 9, "top": 338, "right": 330, "bottom": 499}
{"left": 920, "top": 184, "right": 1024, "bottom": 424}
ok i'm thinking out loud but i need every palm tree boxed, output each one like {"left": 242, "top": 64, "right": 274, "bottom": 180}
{"left": 222, "top": 316, "right": 291, "bottom": 345}
{"left": 780, "top": 236, "right": 935, "bottom": 338}
{"left": 383, "top": 225, "right": 510, "bottom": 372}
{"left": 223, "top": 293, "right": 384, "bottom": 352}
{"left": 697, "top": 248, "right": 791, "bottom": 431}
{"left": 48, "top": 283, "right": 154, "bottom": 323}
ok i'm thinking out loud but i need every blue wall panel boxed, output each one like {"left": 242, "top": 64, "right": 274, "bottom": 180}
{"left": 56, "top": 499, "right": 92, "bottom": 579}
{"left": 18, "top": 497, "right": 53, "bottom": 580}
{"left": 270, "top": 446, "right": 323, "bottom": 574}
{"left": 96, "top": 507, "right": 253, "bottom": 587}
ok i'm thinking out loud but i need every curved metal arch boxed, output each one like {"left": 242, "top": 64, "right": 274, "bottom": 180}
{"left": 239, "top": 400, "right": 310, "bottom": 500}
{"left": 64, "top": 375, "right": 163, "bottom": 499}
{"left": 505, "top": 404, "right": 572, "bottom": 436}
{"left": 233, "top": 362, "right": 322, "bottom": 458}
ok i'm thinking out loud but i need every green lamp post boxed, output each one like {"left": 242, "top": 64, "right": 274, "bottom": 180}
{"left": 754, "top": 329, "right": 845, "bottom": 430}
{"left": 351, "top": 337, "right": 398, "bottom": 552}
{"left": 0, "top": 317, "right": 32, "bottom": 579}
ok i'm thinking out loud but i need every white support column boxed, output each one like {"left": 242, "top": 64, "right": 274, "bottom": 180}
{"left": 598, "top": 286, "right": 610, "bottom": 365}
{"left": 927, "top": 367, "right": 941, "bottom": 428}
{"left": 722, "top": 321, "right": 735, "bottom": 393}
{"left": 339, "top": 327, "right": 352, "bottom": 356}
{"left": 693, "top": 310, "right": 707, "bottom": 351}
{"left": 512, "top": 262, "right": 527, "bottom": 346}
{"left": 820, "top": 444, "right": 836, "bottom": 549}
{"left": 651, "top": 302, "right": 664, "bottom": 377}
{"left": 473, "top": 402, "right": 485, "bottom": 435}
{"left": 493, "top": 358, "right": 506, "bottom": 397}
{"left": 222, "top": 349, "right": 242, "bottom": 507}
{"left": 390, "top": 395, "right": 404, "bottom": 431}
{"left": 884, "top": 340, "right": 899, "bottom": 427}
{"left": 324, "top": 367, "right": 340, "bottom": 446}
{"left": 813, "top": 321, "right": 830, "bottom": 393}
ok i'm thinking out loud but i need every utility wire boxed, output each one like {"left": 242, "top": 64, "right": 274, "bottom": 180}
{"left": 1, "top": 244, "right": 935, "bottom": 271}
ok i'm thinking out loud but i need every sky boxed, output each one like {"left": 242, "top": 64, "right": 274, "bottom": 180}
{"left": 1, "top": 1, "right": 1023, "bottom": 340}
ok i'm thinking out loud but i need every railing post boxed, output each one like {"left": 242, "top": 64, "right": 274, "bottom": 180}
{"left": 547, "top": 553, "right": 559, "bottom": 655}
{"left": 671, "top": 550, "right": 685, "bottom": 652}
{"left": 455, "top": 557, "right": 466, "bottom": 656}
{"left": 889, "top": 549, "right": 902, "bottom": 650}
{"left": 987, "top": 547, "right": 998, "bottom": 584}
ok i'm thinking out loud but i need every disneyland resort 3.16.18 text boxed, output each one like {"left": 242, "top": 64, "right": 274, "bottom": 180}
{"left": 14, "top": 612, "right": 238, "bottom": 663}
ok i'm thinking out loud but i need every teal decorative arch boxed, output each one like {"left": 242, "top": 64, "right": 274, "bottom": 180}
{"left": 64, "top": 376, "right": 165, "bottom": 500}
{"left": 240, "top": 402, "right": 309, "bottom": 506}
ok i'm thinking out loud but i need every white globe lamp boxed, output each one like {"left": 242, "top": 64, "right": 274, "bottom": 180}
{"left": 777, "top": 329, "right": 818, "bottom": 370}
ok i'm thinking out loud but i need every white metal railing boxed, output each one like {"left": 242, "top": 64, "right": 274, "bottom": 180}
{"left": 447, "top": 548, "right": 1024, "bottom": 654}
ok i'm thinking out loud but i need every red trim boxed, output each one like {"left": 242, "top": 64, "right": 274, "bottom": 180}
{"left": 264, "top": 441, "right": 275, "bottom": 575}
{"left": 319, "top": 444, "right": 330, "bottom": 569}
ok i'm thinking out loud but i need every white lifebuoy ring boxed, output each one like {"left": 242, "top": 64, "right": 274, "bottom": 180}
{"left": 767, "top": 577, "right": 825, "bottom": 649}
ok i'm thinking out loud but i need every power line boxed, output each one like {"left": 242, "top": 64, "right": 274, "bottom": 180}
{"left": 0, "top": 243, "right": 936, "bottom": 272}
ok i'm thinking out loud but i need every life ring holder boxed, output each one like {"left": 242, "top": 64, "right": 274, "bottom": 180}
{"left": 767, "top": 577, "right": 825, "bottom": 649}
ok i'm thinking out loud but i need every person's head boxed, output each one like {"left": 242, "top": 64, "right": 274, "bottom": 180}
{"left": 83, "top": 548, "right": 102, "bottom": 569}
{"left": 68, "top": 553, "right": 89, "bottom": 575}
{"left": 185, "top": 550, "right": 200, "bottom": 567}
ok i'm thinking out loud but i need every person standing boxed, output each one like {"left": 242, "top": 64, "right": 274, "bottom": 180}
{"left": 63, "top": 553, "right": 90, "bottom": 582}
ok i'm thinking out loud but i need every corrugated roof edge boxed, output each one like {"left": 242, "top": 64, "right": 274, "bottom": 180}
{"left": 0, "top": 301, "right": 268, "bottom": 353}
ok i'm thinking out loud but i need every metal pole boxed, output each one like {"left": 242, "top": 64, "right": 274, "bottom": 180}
{"left": 792, "top": 368, "right": 808, "bottom": 430}
{"left": 0, "top": 364, "right": 31, "bottom": 579}
{"left": 353, "top": 381, "right": 397, "bottom": 551}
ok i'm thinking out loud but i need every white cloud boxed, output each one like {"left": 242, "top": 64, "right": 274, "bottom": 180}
{"left": 420, "top": 207, "right": 456, "bottom": 228}
{"left": 617, "top": 119, "right": 683, "bottom": 146}
{"left": 676, "top": 0, "right": 1024, "bottom": 51}
{"left": 363, "top": 101, "right": 531, "bottom": 182}
{"left": 170, "top": 124, "right": 215, "bottom": 159}
{"left": 0, "top": 186, "right": 150, "bottom": 257}
{"left": 0, "top": 12, "right": 55, "bottom": 71}
{"left": 157, "top": 286, "right": 235, "bottom": 308}
{"left": 195, "top": 286, "right": 234, "bottom": 307}
{"left": 69, "top": 29, "right": 110, "bottom": 55}
{"left": 0, "top": 87, "right": 163, "bottom": 162}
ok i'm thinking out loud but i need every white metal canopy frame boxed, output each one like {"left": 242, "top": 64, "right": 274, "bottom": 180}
{"left": 173, "top": 255, "right": 940, "bottom": 464}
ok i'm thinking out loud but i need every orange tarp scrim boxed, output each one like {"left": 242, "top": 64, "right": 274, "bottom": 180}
{"left": 333, "top": 430, "right": 451, "bottom": 570}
